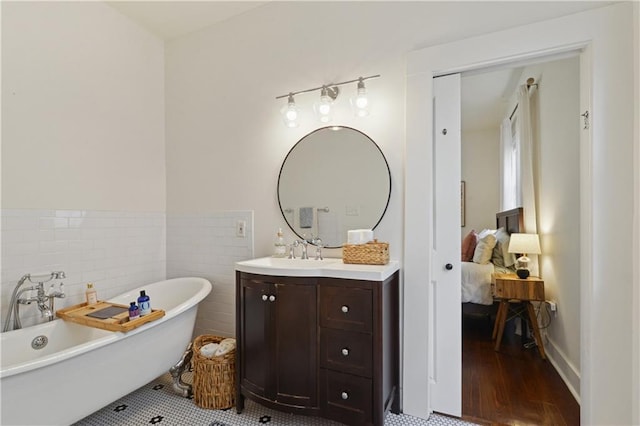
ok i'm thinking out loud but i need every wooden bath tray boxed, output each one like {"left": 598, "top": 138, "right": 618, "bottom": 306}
{"left": 56, "top": 301, "right": 165, "bottom": 332}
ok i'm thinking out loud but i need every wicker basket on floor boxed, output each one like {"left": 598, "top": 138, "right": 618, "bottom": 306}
{"left": 192, "top": 335, "right": 236, "bottom": 409}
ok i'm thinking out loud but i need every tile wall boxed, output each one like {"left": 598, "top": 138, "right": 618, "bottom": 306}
{"left": 1, "top": 209, "right": 252, "bottom": 336}
{"left": 1, "top": 209, "right": 166, "bottom": 330}
{"left": 166, "top": 211, "right": 254, "bottom": 338}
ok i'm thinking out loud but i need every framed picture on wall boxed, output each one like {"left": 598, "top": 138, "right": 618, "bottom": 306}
{"left": 461, "top": 181, "right": 466, "bottom": 227}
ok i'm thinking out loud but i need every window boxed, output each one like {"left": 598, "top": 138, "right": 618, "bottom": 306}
{"left": 501, "top": 114, "right": 521, "bottom": 210}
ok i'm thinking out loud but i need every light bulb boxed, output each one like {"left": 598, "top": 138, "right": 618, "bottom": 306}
{"left": 315, "top": 86, "right": 333, "bottom": 123}
{"left": 351, "top": 78, "right": 370, "bottom": 117}
{"left": 281, "top": 94, "right": 299, "bottom": 128}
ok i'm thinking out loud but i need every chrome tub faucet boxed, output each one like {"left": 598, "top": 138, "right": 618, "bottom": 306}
{"left": 3, "top": 271, "right": 66, "bottom": 332}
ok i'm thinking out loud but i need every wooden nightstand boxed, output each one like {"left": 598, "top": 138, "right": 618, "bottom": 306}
{"left": 491, "top": 273, "right": 546, "bottom": 359}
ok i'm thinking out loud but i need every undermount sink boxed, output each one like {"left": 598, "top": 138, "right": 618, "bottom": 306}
{"left": 235, "top": 256, "right": 399, "bottom": 280}
{"left": 240, "top": 257, "right": 342, "bottom": 268}
{"left": 235, "top": 257, "right": 341, "bottom": 276}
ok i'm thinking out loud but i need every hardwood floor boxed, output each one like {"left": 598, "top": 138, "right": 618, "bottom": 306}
{"left": 460, "top": 312, "right": 579, "bottom": 425}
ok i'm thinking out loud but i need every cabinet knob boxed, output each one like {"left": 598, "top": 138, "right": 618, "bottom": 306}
{"left": 261, "top": 295, "right": 268, "bottom": 301}
{"left": 341, "top": 391, "right": 349, "bottom": 400}
{"left": 269, "top": 295, "right": 276, "bottom": 302}
{"left": 341, "top": 305, "right": 349, "bottom": 313}
{"left": 341, "top": 348, "right": 349, "bottom": 356}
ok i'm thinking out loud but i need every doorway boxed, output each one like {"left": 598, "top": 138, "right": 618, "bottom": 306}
{"left": 458, "top": 54, "right": 582, "bottom": 423}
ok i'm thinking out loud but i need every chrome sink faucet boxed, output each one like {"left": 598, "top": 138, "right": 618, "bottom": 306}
{"left": 312, "top": 237, "right": 323, "bottom": 260}
{"left": 287, "top": 240, "right": 299, "bottom": 259}
{"left": 287, "top": 236, "right": 322, "bottom": 260}
{"left": 299, "top": 239, "right": 310, "bottom": 260}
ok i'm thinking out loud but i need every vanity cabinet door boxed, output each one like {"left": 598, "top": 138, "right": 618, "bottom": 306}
{"left": 237, "top": 277, "right": 272, "bottom": 399}
{"left": 237, "top": 273, "right": 318, "bottom": 413}
{"left": 272, "top": 281, "right": 318, "bottom": 408}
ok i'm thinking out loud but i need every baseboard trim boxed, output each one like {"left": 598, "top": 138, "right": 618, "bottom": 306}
{"left": 545, "top": 336, "right": 581, "bottom": 404}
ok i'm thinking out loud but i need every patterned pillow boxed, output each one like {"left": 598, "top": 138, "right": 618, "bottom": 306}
{"left": 461, "top": 230, "right": 477, "bottom": 262}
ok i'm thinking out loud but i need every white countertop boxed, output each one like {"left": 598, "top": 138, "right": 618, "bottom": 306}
{"left": 235, "top": 257, "right": 400, "bottom": 281}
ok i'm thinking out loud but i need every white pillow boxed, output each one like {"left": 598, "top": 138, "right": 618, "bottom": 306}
{"left": 495, "top": 228, "right": 516, "bottom": 267}
{"left": 473, "top": 233, "right": 497, "bottom": 264}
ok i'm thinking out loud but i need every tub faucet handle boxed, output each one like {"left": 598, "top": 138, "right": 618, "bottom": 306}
{"left": 47, "top": 283, "right": 65, "bottom": 299}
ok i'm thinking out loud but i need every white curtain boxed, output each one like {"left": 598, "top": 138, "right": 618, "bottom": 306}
{"left": 500, "top": 117, "right": 516, "bottom": 210}
{"left": 516, "top": 84, "right": 539, "bottom": 276}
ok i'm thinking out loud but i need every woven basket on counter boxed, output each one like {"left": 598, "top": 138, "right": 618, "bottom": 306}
{"left": 342, "top": 239, "right": 389, "bottom": 265}
{"left": 192, "top": 335, "right": 236, "bottom": 410}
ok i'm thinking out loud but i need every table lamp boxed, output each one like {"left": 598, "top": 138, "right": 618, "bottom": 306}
{"left": 508, "top": 233, "right": 541, "bottom": 279}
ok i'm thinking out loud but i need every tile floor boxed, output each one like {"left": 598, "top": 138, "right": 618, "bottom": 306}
{"left": 74, "top": 372, "right": 477, "bottom": 426}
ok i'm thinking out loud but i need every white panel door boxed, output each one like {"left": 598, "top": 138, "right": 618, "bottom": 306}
{"left": 430, "top": 74, "right": 461, "bottom": 417}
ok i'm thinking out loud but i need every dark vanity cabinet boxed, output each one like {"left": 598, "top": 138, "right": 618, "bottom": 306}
{"left": 236, "top": 273, "right": 319, "bottom": 414}
{"left": 236, "top": 270, "right": 400, "bottom": 426}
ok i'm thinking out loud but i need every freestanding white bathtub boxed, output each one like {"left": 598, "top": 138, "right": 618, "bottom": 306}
{"left": 0, "top": 277, "right": 212, "bottom": 426}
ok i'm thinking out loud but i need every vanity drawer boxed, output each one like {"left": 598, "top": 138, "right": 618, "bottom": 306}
{"left": 320, "top": 369, "right": 372, "bottom": 425}
{"left": 320, "top": 286, "right": 372, "bottom": 333}
{"left": 320, "top": 328, "right": 372, "bottom": 377}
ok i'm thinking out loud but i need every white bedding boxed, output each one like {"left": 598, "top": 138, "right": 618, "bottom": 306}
{"left": 461, "top": 261, "right": 516, "bottom": 305}
{"left": 461, "top": 261, "right": 494, "bottom": 305}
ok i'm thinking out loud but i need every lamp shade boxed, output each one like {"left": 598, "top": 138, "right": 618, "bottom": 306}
{"left": 508, "top": 233, "right": 541, "bottom": 255}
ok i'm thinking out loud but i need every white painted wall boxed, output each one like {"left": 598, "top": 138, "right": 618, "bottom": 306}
{"left": 461, "top": 128, "right": 500, "bottom": 234}
{"left": 1, "top": 2, "right": 166, "bottom": 324}
{"left": 164, "top": 1, "right": 609, "bottom": 261}
{"left": 1, "top": 2, "right": 165, "bottom": 212}
{"left": 530, "top": 57, "right": 582, "bottom": 398}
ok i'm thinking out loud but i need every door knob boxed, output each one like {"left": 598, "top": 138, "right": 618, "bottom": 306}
{"left": 445, "top": 263, "right": 453, "bottom": 270}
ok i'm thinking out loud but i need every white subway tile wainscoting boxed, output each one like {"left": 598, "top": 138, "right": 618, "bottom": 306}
{"left": 167, "top": 211, "right": 254, "bottom": 338}
{"left": 1, "top": 209, "right": 166, "bottom": 330}
{"left": 1, "top": 209, "right": 254, "bottom": 334}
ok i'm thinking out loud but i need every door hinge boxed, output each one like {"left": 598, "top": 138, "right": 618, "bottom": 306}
{"left": 581, "top": 110, "right": 590, "bottom": 130}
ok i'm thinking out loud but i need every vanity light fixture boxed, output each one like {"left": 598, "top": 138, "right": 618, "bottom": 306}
{"left": 276, "top": 74, "right": 380, "bottom": 127}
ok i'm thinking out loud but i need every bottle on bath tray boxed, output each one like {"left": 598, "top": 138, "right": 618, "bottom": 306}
{"left": 137, "top": 290, "right": 151, "bottom": 316}
{"left": 128, "top": 302, "right": 140, "bottom": 320}
{"left": 85, "top": 283, "right": 98, "bottom": 305}
{"left": 273, "top": 228, "right": 286, "bottom": 257}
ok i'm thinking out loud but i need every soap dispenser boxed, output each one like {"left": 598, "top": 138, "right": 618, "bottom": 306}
{"left": 273, "top": 228, "right": 286, "bottom": 258}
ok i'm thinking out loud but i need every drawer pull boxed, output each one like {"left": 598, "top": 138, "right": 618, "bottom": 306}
{"left": 341, "top": 391, "right": 349, "bottom": 400}
{"left": 261, "top": 295, "right": 268, "bottom": 301}
{"left": 269, "top": 295, "right": 276, "bottom": 302}
{"left": 341, "top": 348, "right": 349, "bottom": 356}
{"left": 341, "top": 305, "right": 349, "bottom": 313}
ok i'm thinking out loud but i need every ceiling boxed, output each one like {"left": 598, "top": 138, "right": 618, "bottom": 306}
{"left": 461, "top": 67, "right": 521, "bottom": 132}
{"left": 106, "top": 1, "right": 268, "bottom": 40}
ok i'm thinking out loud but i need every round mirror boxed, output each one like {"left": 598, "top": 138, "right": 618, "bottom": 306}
{"left": 277, "top": 126, "right": 391, "bottom": 248}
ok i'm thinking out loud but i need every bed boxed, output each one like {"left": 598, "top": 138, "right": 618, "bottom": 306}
{"left": 461, "top": 208, "right": 524, "bottom": 311}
